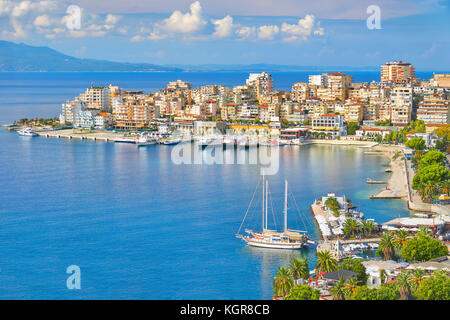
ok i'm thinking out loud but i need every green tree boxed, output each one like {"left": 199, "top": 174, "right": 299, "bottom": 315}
{"left": 396, "top": 271, "right": 412, "bottom": 300}
{"left": 412, "top": 164, "right": 449, "bottom": 194}
{"left": 343, "top": 219, "right": 361, "bottom": 238}
{"left": 346, "top": 122, "right": 359, "bottom": 135}
{"left": 284, "top": 284, "right": 320, "bottom": 300}
{"left": 401, "top": 232, "right": 448, "bottom": 262}
{"left": 378, "top": 232, "right": 396, "bottom": 260}
{"left": 406, "top": 137, "right": 426, "bottom": 150}
{"left": 339, "top": 258, "right": 368, "bottom": 286}
{"left": 330, "top": 275, "right": 347, "bottom": 300}
{"left": 289, "top": 258, "right": 309, "bottom": 283}
{"left": 315, "top": 251, "right": 338, "bottom": 274}
{"left": 415, "top": 270, "right": 450, "bottom": 300}
{"left": 273, "top": 266, "right": 294, "bottom": 297}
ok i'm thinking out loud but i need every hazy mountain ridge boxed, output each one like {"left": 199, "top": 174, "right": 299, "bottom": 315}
{"left": 0, "top": 40, "right": 181, "bottom": 72}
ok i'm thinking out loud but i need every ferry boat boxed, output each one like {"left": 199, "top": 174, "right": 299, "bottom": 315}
{"left": 236, "top": 178, "right": 310, "bottom": 250}
{"left": 17, "top": 127, "right": 38, "bottom": 137}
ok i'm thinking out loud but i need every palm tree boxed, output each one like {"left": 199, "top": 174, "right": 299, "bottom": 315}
{"left": 289, "top": 258, "right": 309, "bottom": 284}
{"left": 411, "top": 268, "right": 424, "bottom": 289}
{"left": 273, "top": 267, "right": 294, "bottom": 298}
{"left": 360, "top": 220, "right": 371, "bottom": 238}
{"left": 330, "top": 275, "right": 346, "bottom": 300}
{"left": 394, "top": 229, "right": 408, "bottom": 250}
{"left": 315, "top": 251, "right": 338, "bottom": 274}
{"left": 379, "top": 232, "right": 396, "bottom": 260}
{"left": 343, "top": 219, "right": 361, "bottom": 238}
{"left": 345, "top": 277, "right": 358, "bottom": 293}
{"left": 365, "top": 221, "right": 377, "bottom": 236}
{"left": 396, "top": 271, "right": 411, "bottom": 300}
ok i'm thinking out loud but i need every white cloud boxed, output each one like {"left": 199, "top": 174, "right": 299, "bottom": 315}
{"left": 34, "top": 14, "right": 51, "bottom": 27}
{"left": 211, "top": 15, "right": 234, "bottom": 38}
{"left": 158, "top": 1, "right": 206, "bottom": 34}
{"left": 281, "top": 14, "right": 324, "bottom": 41}
{"left": 257, "top": 25, "right": 279, "bottom": 40}
{"left": 236, "top": 26, "right": 256, "bottom": 39}
{"left": 105, "top": 14, "right": 121, "bottom": 25}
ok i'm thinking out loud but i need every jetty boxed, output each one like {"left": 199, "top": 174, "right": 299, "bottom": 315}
{"left": 366, "top": 178, "right": 386, "bottom": 184}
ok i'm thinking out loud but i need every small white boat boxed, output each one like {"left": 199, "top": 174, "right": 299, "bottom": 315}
{"left": 115, "top": 137, "right": 138, "bottom": 144}
{"left": 18, "top": 127, "right": 37, "bottom": 137}
{"left": 137, "top": 134, "right": 157, "bottom": 147}
{"left": 163, "top": 138, "right": 181, "bottom": 145}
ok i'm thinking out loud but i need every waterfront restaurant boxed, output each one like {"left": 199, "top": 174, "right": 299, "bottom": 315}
{"left": 279, "top": 127, "right": 309, "bottom": 141}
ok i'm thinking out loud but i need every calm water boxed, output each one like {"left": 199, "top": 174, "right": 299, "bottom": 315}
{"left": 0, "top": 72, "right": 413, "bottom": 299}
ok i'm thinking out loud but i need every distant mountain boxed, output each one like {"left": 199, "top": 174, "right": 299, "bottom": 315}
{"left": 166, "top": 63, "right": 381, "bottom": 72}
{"left": 0, "top": 40, "right": 181, "bottom": 72}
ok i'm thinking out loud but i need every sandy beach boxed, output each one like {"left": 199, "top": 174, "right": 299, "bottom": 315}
{"left": 370, "top": 145, "right": 408, "bottom": 200}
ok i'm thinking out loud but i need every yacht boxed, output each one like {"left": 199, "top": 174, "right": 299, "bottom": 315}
{"left": 236, "top": 178, "right": 310, "bottom": 250}
{"left": 17, "top": 127, "right": 37, "bottom": 137}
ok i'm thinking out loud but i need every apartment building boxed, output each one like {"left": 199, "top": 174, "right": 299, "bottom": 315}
{"left": 381, "top": 61, "right": 415, "bottom": 84}
{"left": 390, "top": 86, "right": 413, "bottom": 125}
{"left": 327, "top": 72, "right": 353, "bottom": 101}
{"left": 246, "top": 72, "right": 273, "bottom": 99}
{"left": 417, "top": 99, "right": 450, "bottom": 125}
{"left": 79, "top": 85, "right": 111, "bottom": 111}
{"left": 59, "top": 99, "right": 84, "bottom": 125}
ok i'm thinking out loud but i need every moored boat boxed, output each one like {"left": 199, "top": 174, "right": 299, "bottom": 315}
{"left": 236, "top": 178, "right": 310, "bottom": 250}
{"left": 17, "top": 127, "right": 38, "bottom": 137}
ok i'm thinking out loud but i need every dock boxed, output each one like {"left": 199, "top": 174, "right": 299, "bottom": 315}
{"left": 366, "top": 178, "right": 386, "bottom": 184}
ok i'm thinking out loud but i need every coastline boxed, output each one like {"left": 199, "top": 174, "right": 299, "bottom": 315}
{"left": 370, "top": 144, "right": 450, "bottom": 216}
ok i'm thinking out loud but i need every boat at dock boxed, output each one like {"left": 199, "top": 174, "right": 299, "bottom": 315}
{"left": 162, "top": 137, "right": 181, "bottom": 145}
{"left": 115, "top": 137, "right": 138, "bottom": 144}
{"left": 17, "top": 127, "right": 38, "bottom": 137}
{"left": 366, "top": 178, "right": 386, "bottom": 184}
{"left": 236, "top": 178, "right": 310, "bottom": 250}
{"left": 136, "top": 134, "right": 158, "bottom": 147}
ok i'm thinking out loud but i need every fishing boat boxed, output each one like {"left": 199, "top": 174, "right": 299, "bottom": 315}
{"left": 366, "top": 178, "right": 386, "bottom": 184}
{"left": 236, "top": 178, "right": 310, "bottom": 250}
{"left": 17, "top": 127, "right": 38, "bottom": 137}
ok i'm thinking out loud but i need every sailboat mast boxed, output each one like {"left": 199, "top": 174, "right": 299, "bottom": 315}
{"left": 284, "top": 180, "right": 288, "bottom": 232}
{"left": 262, "top": 175, "right": 265, "bottom": 231}
{"left": 265, "top": 180, "right": 268, "bottom": 230}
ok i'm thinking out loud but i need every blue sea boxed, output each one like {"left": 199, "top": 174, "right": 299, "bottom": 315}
{"left": 0, "top": 71, "right": 416, "bottom": 299}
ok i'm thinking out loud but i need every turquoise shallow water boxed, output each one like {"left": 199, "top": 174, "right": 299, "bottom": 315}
{"left": 0, "top": 72, "right": 412, "bottom": 299}
{"left": 0, "top": 131, "right": 411, "bottom": 299}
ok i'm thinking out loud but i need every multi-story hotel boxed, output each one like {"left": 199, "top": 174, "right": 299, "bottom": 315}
{"left": 390, "top": 86, "right": 413, "bottom": 125}
{"left": 246, "top": 72, "right": 273, "bottom": 100}
{"left": 416, "top": 98, "right": 450, "bottom": 125}
{"left": 381, "top": 61, "right": 415, "bottom": 84}
{"left": 311, "top": 114, "right": 346, "bottom": 137}
{"left": 327, "top": 72, "right": 353, "bottom": 101}
{"left": 112, "top": 96, "right": 160, "bottom": 130}
{"left": 79, "top": 85, "right": 111, "bottom": 111}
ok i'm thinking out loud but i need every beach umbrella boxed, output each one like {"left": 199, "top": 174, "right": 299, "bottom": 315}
{"left": 406, "top": 265, "right": 415, "bottom": 270}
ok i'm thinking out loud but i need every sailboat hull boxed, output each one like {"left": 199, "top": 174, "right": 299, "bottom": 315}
{"left": 243, "top": 238, "right": 305, "bottom": 249}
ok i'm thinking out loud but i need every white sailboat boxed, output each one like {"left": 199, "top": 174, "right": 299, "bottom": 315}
{"left": 236, "top": 177, "right": 310, "bottom": 249}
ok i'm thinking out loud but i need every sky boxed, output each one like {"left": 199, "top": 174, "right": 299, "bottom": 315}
{"left": 0, "top": 0, "right": 449, "bottom": 69}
